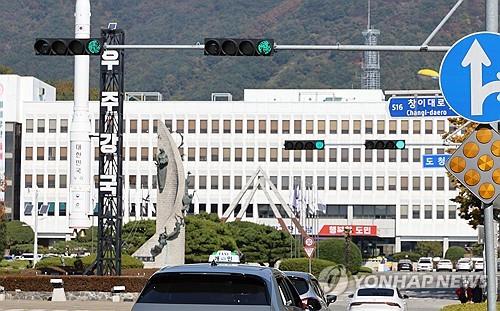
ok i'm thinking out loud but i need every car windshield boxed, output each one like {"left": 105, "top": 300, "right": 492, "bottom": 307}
{"left": 399, "top": 260, "right": 411, "bottom": 264}
{"left": 458, "top": 259, "right": 470, "bottom": 263}
{"left": 288, "top": 277, "right": 309, "bottom": 295}
{"left": 419, "top": 259, "right": 431, "bottom": 263}
{"left": 357, "top": 288, "right": 394, "bottom": 297}
{"left": 440, "top": 260, "right": 451, "bottom": 263}
{"left": 137, "top": 273, "right": 270, "bottom": 305}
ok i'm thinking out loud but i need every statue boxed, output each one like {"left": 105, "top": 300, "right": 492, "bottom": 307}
{"left": 155, "top": 149, "right": 168, "bottom": 193}
{"left": 150, "top": 215, "right": 185, "bottom": 257}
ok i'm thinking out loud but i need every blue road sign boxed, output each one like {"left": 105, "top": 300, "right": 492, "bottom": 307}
{"left": 388, "top": 96, "right": 458, "bottom": 118}
{"left": 422, "top": 154, "right": 451, "bottom": 168}
{"left": 440, "top": 32, "right": 500, "bottom": 123}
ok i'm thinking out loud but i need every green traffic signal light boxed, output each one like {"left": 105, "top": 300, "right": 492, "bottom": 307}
{"left": 257, "top": 40, "right": 273, "bottom": 56}
{"left": 395, "top": 140, "right": 406, "bottom": 150}
{"left": 315, "top": 140, "right": 325, "bottom": 150}
{"left": 86, "top": 39, "right": 102, "bottom": 55}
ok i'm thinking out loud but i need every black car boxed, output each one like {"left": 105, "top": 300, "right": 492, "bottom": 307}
{"left": 397, "top": 259, "right": 413, "bottom": 271}
{"left": 284, "top": 271, "right": 337, "bottom": 311}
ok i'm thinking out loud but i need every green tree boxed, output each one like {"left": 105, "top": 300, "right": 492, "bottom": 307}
{"left": 49, "top": 80, "right": 100, "bottom": 101}
{"left": 121, "top": 220, "right": 156, "bottom": 255}
{"left": 445, "top": 246, "right": 466, "bottom": 263}
{"left": 0, "top": 205, "right": 6, "bottom": 257}
{"left": 318, "top": 238, "right": 362, "bottom": 272}
{"left": 415, "top": 241, "right": 443, "bottom": 257}
{"left": 227, "top": 221, "right": 292, "bottom": 266}
{"left": 279, "top": 258, "right": 336, "bottom": 277}
{"left": 0, "top": 65, "right": 14, "bottom": 74}
{"left": 185, "top": 214, "right": 236, "bottom": 263}
{"left": 5, "top": 221, "right": 34, "bottom": 248}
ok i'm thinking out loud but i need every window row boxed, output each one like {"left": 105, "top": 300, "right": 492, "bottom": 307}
{"left": 25, "top": 175, "right": 67, "bottom": 188}
{"left": 24, "top": 201, "right": 66, "bottom": 217}
{"left": 120, "top": 119, "right": 449, "bottom": 135}
{"left": 25, "top": 119, "right": 68, "bottom": 134}
{"left": 400, "top": 204, "right": 457, "bottom": 220}
{"left": 25, "top": 147, "right": 67, "bottom": 161}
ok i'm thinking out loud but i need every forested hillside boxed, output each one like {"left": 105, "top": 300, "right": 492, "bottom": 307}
{"left": 0, "top": 0, "right": 486, "bottom": 99}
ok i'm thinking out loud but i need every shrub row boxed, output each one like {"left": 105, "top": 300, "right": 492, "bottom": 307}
{"left": 0, "top": 275, "right": 148, "bottom": 292}
{"left": 279, "top": 258, "right": 336, "bottom": 277}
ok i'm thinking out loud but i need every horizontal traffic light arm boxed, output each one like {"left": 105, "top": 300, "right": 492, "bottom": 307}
{"left": 284, "top": 140, "right": 325, "bottom": 150}
{"left": 204, "top": 38, "right": 275, "bottom": 56}
{"left": 364, "top": 140, "right": 406, "bottom": 150}
{"left": 34, "top": 38, "right": 103, "bottom": 56}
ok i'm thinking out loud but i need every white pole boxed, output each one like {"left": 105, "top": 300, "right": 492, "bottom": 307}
{"left": 69, "top": 0, "right": 92, "bottom": 229}
{"left": 33, "top": 188, "right": 38, "bottom": 268}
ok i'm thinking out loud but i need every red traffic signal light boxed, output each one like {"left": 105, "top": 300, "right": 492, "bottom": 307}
{"left": 34, "top": 38, "right": 103, "bottom": 56}
{"left": 204, "top": 38, "right": 274, "bottom": 56}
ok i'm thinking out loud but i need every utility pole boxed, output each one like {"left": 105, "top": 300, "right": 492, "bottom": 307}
{"left": 484, "top": 1, "right": 498, "bottom": 310}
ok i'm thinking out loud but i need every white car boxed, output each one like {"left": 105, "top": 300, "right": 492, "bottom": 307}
{"left": 416, "top": 257, "right": 433, "bottom": 272}
{"left": 473, "top": 258, "right": 484, "bottom": 271}
{"left": 348, "top": 287, "right": 408, "bottom": 311}
{"left": 456, "top": 258, "right": 473, "bottom": 272}
{"left": 436, "top": 259, "right": 453, "bottom": 272}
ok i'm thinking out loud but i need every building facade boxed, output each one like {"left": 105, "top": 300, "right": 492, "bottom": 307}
{"left": 2, "top": 76, "right": 477, "bottom": 254}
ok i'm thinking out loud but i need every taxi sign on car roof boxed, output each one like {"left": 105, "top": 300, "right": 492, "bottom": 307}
{"left": 208, "top": 250, "right": 240, "bottom": 264}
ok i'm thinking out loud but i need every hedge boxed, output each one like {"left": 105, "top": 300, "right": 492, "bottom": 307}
{"left": 391, "top": 252, "right": 421, "bottom": 263}
{"left": 279, "top": 258, "right": 336, "bottom": 278}
{"left": 0, "top": 275, "right": 148, "bottom": 292}
{"left": 35, "top": 254, "right": 143, "bottom": 270}
{"left": 445, "top": 246, "right": 466, "bottom": 263}
{"left": 318, "top": 239, "right": 362, "bottom": 272}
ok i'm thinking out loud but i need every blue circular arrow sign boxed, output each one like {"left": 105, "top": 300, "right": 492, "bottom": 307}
{"left": 440, "top": 32, "right": 500, "bottom": 123}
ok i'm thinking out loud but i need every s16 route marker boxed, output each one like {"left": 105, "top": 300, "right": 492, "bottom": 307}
{"left": 388, "top": 96, "right": 458, "bottom": 118}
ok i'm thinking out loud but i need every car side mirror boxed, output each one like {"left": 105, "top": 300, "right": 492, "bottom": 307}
{"left": 306, "top": 298, "right": 322, "bottom": 311}
{"left": 326, "top": 294, "right": 337, "bottom": 305}
{"left": 403, "top": 294, "right": 409, "bottom": 299}
{"left": 348, "top": 294, "right": 354, "bottom": 299}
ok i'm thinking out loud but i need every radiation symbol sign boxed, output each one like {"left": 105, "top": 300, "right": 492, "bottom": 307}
{"left": 445, "top": 124, "right": 500, "bottom": 204}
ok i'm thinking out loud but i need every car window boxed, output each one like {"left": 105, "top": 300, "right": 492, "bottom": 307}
{"left": 284, "top": 277, "right": 303, "bottom": 307}
{"left": 419, "top": 259, "right": 431, "bottom": 263}
{"left": 288, "top": 277, "right": 309, "bottom": 295}
{"left": 311, "top": 279, "right": 325, "bottom": 299}
{"left": 277, "top": 277, "right": 302, "bottom": 307}
{"left": 357, "top": 288, "right": 394, "bottom": 297}
{"left": 137, "top": 273, "right": 270, "bottom": 305}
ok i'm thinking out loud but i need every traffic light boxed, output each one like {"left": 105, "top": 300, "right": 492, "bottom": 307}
{"left": 34, "top": 38, "right": 103, "bottom": 56}
{"left": 284, "top": 140, "right": 325, "bottom": 150}
{"left": 204, "top": 38, "right": 274, "bottom": 56}
{"left": 364, "top": 140, "right": 406, "bottom": 150}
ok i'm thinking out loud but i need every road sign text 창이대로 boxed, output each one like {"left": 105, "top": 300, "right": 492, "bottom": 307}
{"left": 422, "top": 154, "right": 451, "bottom": 168}
{"left": 440, "top": 32, "right": 500, "bottom": 123}
{"left": 388, "top": 96, "right": 458, "bottom": 118}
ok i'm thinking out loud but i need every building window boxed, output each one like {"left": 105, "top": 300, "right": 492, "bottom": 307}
{"left": 246, "top": 148, "right": 254, "bottom": 162}
{"left": 141, "top": 120, "right": 149, "bottom": 133}
{"left": 129, "top": 203, "right": 136, "bottom": 217}
{"left": 247, "top": 120, "right": 254, "bottom": 134}
{"left": 211, "top": 176, "right": 218, "bottom": 189}
{"left": 200, "top": 148, "right": 207, "bottom": 161}
{"left": 188, "top": 120, "right": 196, "bottom": 133}
{"left": 223, "top": 120, "right": 231, "bottom": 133}
{"left": 377, "top": 120, "right": 385, "bottom": 134}
{"left": 317, "top": 149, "right": 325, "bottom": 162}
{"left": 210, "top": 148, "right": 219, "bottom": 161}
{"left": 306, "top": 120, "right": 314, "bottom": 134}
{"left": 306, "top": 150, "right": 313, "bottom": 162}
{"left": 94, "top": 147, "right": 100, "bottom": 161}
{"left": 321, "top": 205, "right": 348, "bottom": 219}
{"left": 129, "top": 175, "right": 136, "bottom": 189}
{"left": 377, "top": 150, "right": 384, "bottom": 162}
{"left": 389, "top": 176, "right": 397, "bottom": 190}
{"left": 223, "top": 176, "right": 230, "bottom": 190}
{"left": 46, "top": 202, "right": 55, "bottom": 216}
{"left": 141, "top": 147, "right": 148, "bottom": 161}
{"left": 259, "top": 120, "right": 266, "bottom": 134}
{"left": 258, "top": 148, "right": 266, "bottom": 161}
{"left": 129, "top": 147, "right": 137, "bottom": 161}
{"left": 413, "top": 176, "right": 421, "bottom": 191}
{"left": 282, "top": 176, "right": 289, "bottom": 190}
{"left": 413, "top": 120, "right": 421, "bottom": 134}
{"left": 353, "top": 176, "right": 361, "bottom": 190}
{"left": 234, "top": 176, "right": 242, "bottom": 190}
{"left": 401, "top": 149, "right": 409, "bottom": 162}
{"left": 353, "top": 120, "right": 361, "bottom": 134}
{"left": 199, "top": 176, "right": 207, "bottom": 189}
{"left": 47, "top": 175, "right": 56, "bottom": 188}
{"left": 400, "top": 205, "right": 408, "bottom": 219}
{"left": 25, "top": 175, "right": 32, "bottom": 188}
{"left": 282, "top": 120, "right": 290, "bottom": 134}
{"left": 152, "top": 175, "right": 157, "bottom": 189}
{"left": 282, "top": 149, "right": 289, "bottom": 162}
{"left": 350, "top": 148, "right": 360, "bottom": 162}
{"left": 341, "top": 176, "right": 348, "bottom": 190}
{"left": 425, "top": 176, "right": 432, "bottom": 190}
{"left": 130, "top": 120, "right": 137, "bottom": 133}
{"left": 425, "top": 120, "right": 433, "bottom": 134}
{"left": 294, "top": 120, "right": 301, "bottom": 134}
{"left": 223, "top": 148, "right": 230, "bottom": 161}
{"left": 424, "top": 205, "right": 432, "bottom": 219}
{"left": 37, "top": 147, "right": 44, "bottom": 160}
{"left": 294, "top": 150, "right": 301, "bottom": 162}
{"left": 389, "top": 120, "right": 397, "bottom": 134}
{"left": 60, "top": 147, "right": 67, "bottom": 160}
{"left": 329, "top": 148, "right": 337, "bottom": 162}
{"left": 449, "top": 205, "right": 457, "bottom": 219}
{"left": 401, "top": 176, "right": 408, "bottom": 190}
{"left": 341, "top": 120, "right": 349, "bottom": 134}
{"left": 37, "top": 119, "right": 45, "bottom": 133}
{"left": 318, "top": 120, "right": 325, "bottom": 134}
{"left": 365, "top": 176, "right": 372, "bottom": 190}
{"left": 235, "top": 120, "right": 243, "bottom": 133}
{"left": 141, "top": 175, "right": 148, "bottom": 189}
{"left": 437, "top": 120, "right": 445, "bottom": 134}
{"left": 153, "top": 120, "right": 158, "bottom": 133}
{"left": 365, "top": 149, "right": 373, "bottom": 162}
{"left": 449, "top": 178, "right": 456, "bottom": 190}
{"left": 329, "top": 176, "right": 337, "bottom": 190}
{"left": 341, "top": 148, "right": 349, "bottom": 162}
{"left": 270, "top": 148, "right": 277, "bottom": 162}
{"left": 235, "top": 148, "right": 243, "bottom": 161}
{"left": 437, "top": 177, "right": 445, "bottom": 190}
{"left": 60, "top": 175, "right": 67, "bottom": 188}
{"left": 37, "top": 175, "right": 44, "bottom": 188}
{"left": 26, "top": 119, "right": 34, "bottom": 133}
{"left": 389, "top": 150, "right": 396, "bottom": 162}
{"left": 25, "top": 147, "right": 33, "bottom": 160}
{"left": 49, "top": 119, "right": 57, "bottom": 133}
{"left": 164, "top": 119, "right": 172, "bottom": 131}
{"left": 437, "top": 205, "right": 444, "bottom": 219}
{"left": 365, "top": 120, "right": 373, "bottom": 134}
{"left": 200, "top": 120, "right": 208, "bottom": 133}
{"left": 212, "top": 120, "right": 219, "bottom": 134}
{"left": 59, "top": 202, "right": 67, "bottom": 216}
{"left": 401, "top": 120, "right": 409, "bottom": 134}
{"left": 413, "top": 148, "right": 421, "bottom": 162}
{"left": 316, "top": 176, "right": 325, "bottom": 190}
{"left": 329, "top": 120, "right": 337, "bottom": 134}
{"left": 176, "top": 119, "right": 184, "bottom": 133}
{"left": 377, "top": 176, "right": 384, "bottom": 190}
{"left": 412, "top": 205, "right": 420, "bottom": 219}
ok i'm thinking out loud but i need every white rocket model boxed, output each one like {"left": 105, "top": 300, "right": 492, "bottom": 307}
{"left": 69, "top": 0, "right": 92, "bottom": 229}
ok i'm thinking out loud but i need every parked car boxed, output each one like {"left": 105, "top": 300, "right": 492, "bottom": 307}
{"left": 416, "top": 257, "right": 433, "bottom": 272}
{"left": 472, "top": 258, "right": 484, "bottom": 272}
{"left": 347, "top": 287, "right": 409, "bottom": 311}
{"left": 397, "top": 259, "right": 413, "bottom": 272}
{"left": 283, "top": 271, "right": 336, "bottom": 310}
{"left": 456, "top": 258, "right": 473, "bottom": 272}
{"left": 133, "top": 263, "right": 308, "bottom": 311}
{"left": 436, "top": 259, "right": 453, "bottom": 272}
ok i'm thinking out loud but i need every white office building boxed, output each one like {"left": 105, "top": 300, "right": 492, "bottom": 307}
{"left": 1, "top": 74, "right": 477, "bottom": 256}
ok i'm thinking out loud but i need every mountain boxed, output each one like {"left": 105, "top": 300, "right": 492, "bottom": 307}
{"left": 0, "top": 0, "right": 486, "bottom": 100}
